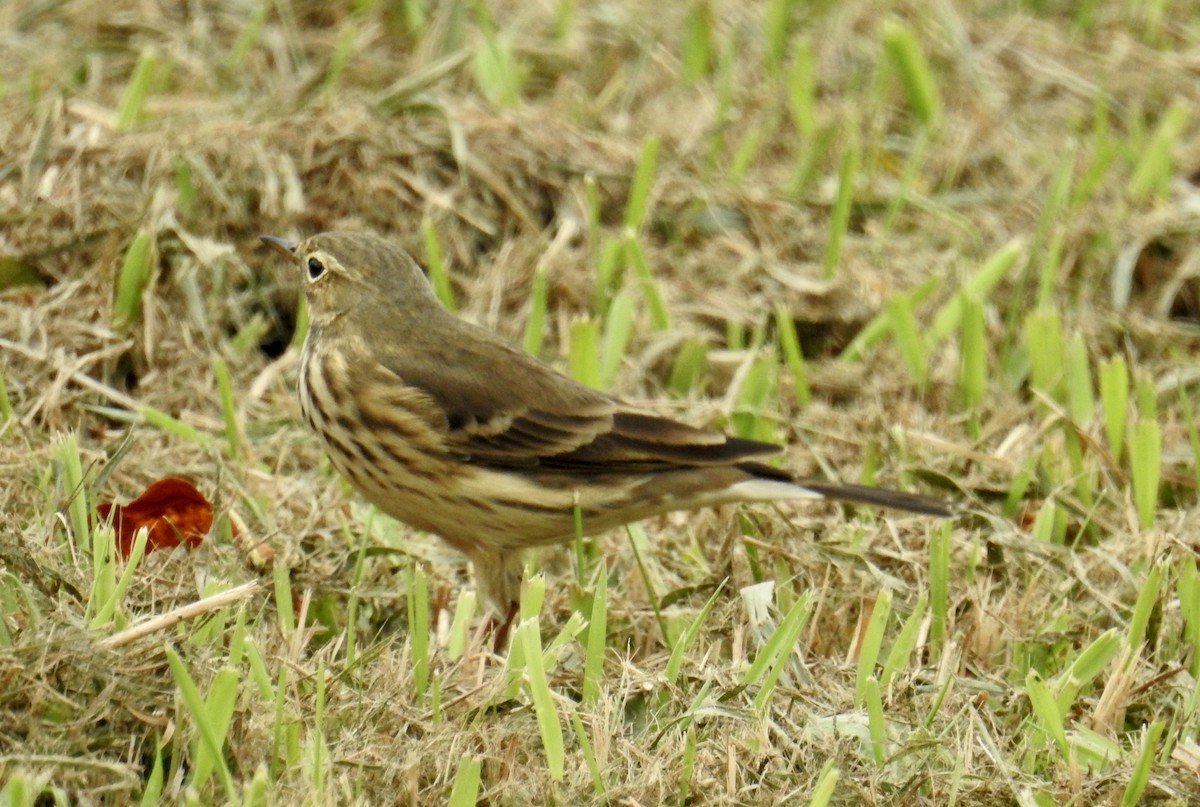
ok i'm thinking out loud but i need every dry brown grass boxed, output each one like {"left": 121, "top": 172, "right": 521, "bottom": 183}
{"left": 3, "top": 1, "right": 1200, "bottom": 804}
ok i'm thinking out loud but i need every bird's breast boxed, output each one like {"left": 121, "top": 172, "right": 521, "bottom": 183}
{"left": 299, "top": 340, "right": 463, "bottom": 516}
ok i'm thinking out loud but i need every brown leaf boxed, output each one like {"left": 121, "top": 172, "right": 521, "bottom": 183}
{"left": 97, "top": 477, "right": 213, "bottom": 556}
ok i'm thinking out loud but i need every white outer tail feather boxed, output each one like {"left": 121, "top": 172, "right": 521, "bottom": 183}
{"left": 727, "top": 478, "right": 826, "bottom": 503}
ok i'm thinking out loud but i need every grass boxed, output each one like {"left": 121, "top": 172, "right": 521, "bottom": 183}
{"left": 2, "top": 0, "right": 1200, "bottom": 804}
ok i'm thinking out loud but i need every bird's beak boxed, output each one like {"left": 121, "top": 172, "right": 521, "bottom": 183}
{"left": 259, "top": 235, "right": 298, "bottom": 257}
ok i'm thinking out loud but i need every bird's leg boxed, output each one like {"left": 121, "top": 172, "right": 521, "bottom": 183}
{"left": 469, "top": 547, "right": 526, "bottom": 654}
{"left": 489, "top": 601, "right": 520, "bottom": 653}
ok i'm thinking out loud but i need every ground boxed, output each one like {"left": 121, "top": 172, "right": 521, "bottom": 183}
{"left": 2, "top": 1, "right": 1200, "bottom": 804}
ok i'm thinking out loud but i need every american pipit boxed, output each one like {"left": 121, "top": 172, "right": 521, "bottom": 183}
{"left": 262, "top": 231, "right": 950, "bottom": 629}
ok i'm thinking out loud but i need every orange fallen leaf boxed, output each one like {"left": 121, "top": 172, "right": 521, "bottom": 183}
{"left": 97, "top": 477, "right": 213, "bottom": 556}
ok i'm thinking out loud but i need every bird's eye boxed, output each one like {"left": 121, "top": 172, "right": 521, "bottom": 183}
{"left": 307, "top": 257, "right": 325, "bottom": 281}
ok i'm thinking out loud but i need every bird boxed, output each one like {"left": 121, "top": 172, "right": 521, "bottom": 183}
{"left": 261, "top": 230, "right": 951, "bottom": 637}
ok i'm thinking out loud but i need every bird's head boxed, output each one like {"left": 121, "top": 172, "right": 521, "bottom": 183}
{"left": 260, "top": 231, "right": 440, "bottom": 327}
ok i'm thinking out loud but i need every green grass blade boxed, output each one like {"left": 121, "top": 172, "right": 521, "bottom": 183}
{"left": 447, "top": 589, "right": 476, "bottom": 662}
{"left": 581, "top": 564, "right": 607, "bottom": 704}
{"left": 745, "top": 591, "right": 811, "bottom": 706}
{"left": 839, "top": 276, "right": 939, "bottom": 361}
{"left": 680, "top": 0, "right": 714, "bottom": 83}
{"left": 1128, "top": 419, "right": 1161, "bottom": 531}
{"left": 0, "top": 772, "right": 51, "bottom": 807}
{"left": 929, "top": 522, "right": 949, "bottom": 652}
{"left": 243, "top": 765, "right": 269, "bottom": 807}
{"left": 1177, "top": 558, "right": 1200, "bottom": 678}
{"left": 570, "top": 712, "right": 607, "bottom": 798}
{"left": 269, "top": 665, "right": 291, "bottom": 776}
{"left": 1127, "top": 562, "right": 1163, "bottom": 649}
{"left": 626, "top": 523, "right": 669, "bottom": 644}
{"left": 1064, "top": 334, "right": 1095, "bottom": 425}
{"left": 116, "top": 49, "right": 158, "bottom": 130}
{"left": 0, "top": 362, "right": 13, "bottom": 422}
{"left": 882, "top": 19, "right": 941, "bottom": 127}
{"left": 731, "top": 354, "right": 777, "bottom": 442}
{"left": 1129, "top": 99, "right": 1189, "bottom": 202}
{"left": 471, "top": 6, "right": 523, "bottom": 107}
{"left": 624, "top": 236, "right": 670, "bottom": 331}
{"left": 226, "top": 1, "right": 269, "bottom": 69}
{"left": 1135, "top": 375, "right": 1157, "bottom": 422}
{"left": 886, "top": 293, "right": 928, "bottom": 386}
{"left": 881, "top": 128, "right": 932, "bottom": 230}
{"left": 624, "top": 135, "right": 660, "bottom": 232}
{"left": 599, "top": 290, "right": 635, "bottom": 389}
{"left": 523, "top": 266, "right": 548, "bottom": 356}
{"left": 569, "top": 318, "right": 600, "bottom": 388}
{"left": 862, "top": 676, "right": 886, "bottom": 765}
{"left": 291, "top": 291, "right": 309, "bottom": 352}
{"left": 422, "top": 218, "right": 456, "bottom": 312}
{"left": 1025, "top": 307, "right": 1066, "bottom": 406}
{"left": 55, "top": 432, "right": 91, "bottom": 557}
{"left": 1026, "top": 669, "right": 1068, "bottom": 758}
{"left": 1121, "top": 721, "right": 1165, "bottom": 807}
{"left": 1053, "top": 629, "right": 1121, "bottom": 714}
{"left": 676, "top": 724, "right": 697, "bottom": 805}
{"left": 446, "top": 755, "right": 481, "bottom": 807}
{"left": 593, "top": 237, "right": 625, "bottom": 317}
{"left": 822, "top": 144, "right": 858, "bottom": 278}
{"left": 139, "top": 742, "right": 165, "bottom": 806}
{"left": 165, "top": 647, "right": 238, "bottom": 802}
{"left": 927, "top": 238, "right": 1024, "bottom": 347}
{"left": 667, "top": 338, "right": 709, "bottom": 396}
{"left": 806, "top": 759, "right": 839, "bottom": 807}
{"left": 112, "top": 229, "right": 154, "bottom": 332}
{"left": 519, "top": 572, "right": 545, "bottom": 622}
{"left": 788, "top": 37, "right": 815, "bottom": 137}
{"left": 213, "top": 356, "right": 241, "bottom": 459}
{"left": 245, "top": 640, "right": 273, "bottom": 700}
{"left": 958, "top": 293, "right": 986, "bottom": 414}
{"left": 190, "top": 666, "right": 241, "bottom": 788}
{"left": 1177, "top": 387, "right": 1200, "bottom": 489}
{"left": 85, "top": 523, "right": 116, "bottom": 627}
{"left": 139, "top": 404, "right": 216, "bottom": 447}
{"left": 855, "top": 589, "right": 892, "bottom": 705}
{"left": 407, "top": 563, "right": 430, "bottom": 697}
{"left": 309, "top": 658, "right": 327, "bottom": 792}
{"left": 517, "top": 619, "right": 565, "bottom": 781}
{"left": 881, "top": 593, "right": 927, "bottom": 687}
{"left": 583, "top": 172, "right": 602, "bottom": 248}
{"left": 273, "top": 562, "right": 295, "bottom": 640}
{"left": 1099, "top": 356, "right": 1129, "bottom": 463}
{"left": 90, "top": 526, "right": 149, "bottom": 630}
{"left": 729, "top": 124, "right": 764, "bottom": 184}
{"left": 666, "top": 583, "right": 724, "bottom": 685}
{"left": 774, "top": 304, "right": 811, "bottom": 407}
{"left": 762, "top": 0, "right": 795, "bottom": 75}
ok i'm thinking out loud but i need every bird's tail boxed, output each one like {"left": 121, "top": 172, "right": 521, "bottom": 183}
{"left": 728, "top": 463, "right": 952, "bottom": 517}
{"left": 794, "top": 479, "right": 952, "bottom": 516}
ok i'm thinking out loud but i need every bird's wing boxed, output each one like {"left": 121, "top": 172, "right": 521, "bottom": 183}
{"left": 377, "top": 331, "right": 780, "bottom": 472}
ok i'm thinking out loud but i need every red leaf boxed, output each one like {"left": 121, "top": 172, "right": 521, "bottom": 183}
{"left": 97, "top": 477, "right": 213, "bottom": 557}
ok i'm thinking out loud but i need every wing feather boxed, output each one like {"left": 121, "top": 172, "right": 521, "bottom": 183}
{"left": 375, "top": 322, "right": 781, "bottom": 473}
